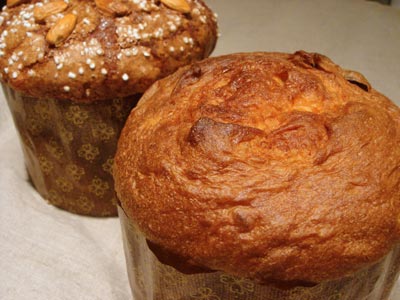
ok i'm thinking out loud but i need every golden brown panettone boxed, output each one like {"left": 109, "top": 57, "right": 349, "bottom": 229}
{"left": 114, "top": 51, "right": 400, "bottom": 284}
{"left": 0, "top": 0, "right": 217, "bottom": 102}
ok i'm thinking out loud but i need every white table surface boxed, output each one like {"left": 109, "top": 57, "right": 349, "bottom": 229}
{"left": 1, "top": 0, "right": 400, "bottom": 299}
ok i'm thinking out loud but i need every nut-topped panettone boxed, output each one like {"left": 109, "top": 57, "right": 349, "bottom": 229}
{"left": 114, "top": 51, "right": 400, "bottom": 299}
{"left": 0, "top": 0, "right": 217, "bottom": 101}
{"left": 0, "top": 0, "right": 218, "bottom": 216}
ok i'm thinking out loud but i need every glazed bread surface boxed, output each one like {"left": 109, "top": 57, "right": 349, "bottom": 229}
{"left": 114, "top": 51, "right": 400, "bottom": 284}
{"left": 0, "top": 0, "right": 217, "bottom": 101}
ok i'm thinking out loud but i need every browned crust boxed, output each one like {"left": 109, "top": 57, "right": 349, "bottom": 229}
{"left": 0, "top": 0, "right": 217, "bottom": 102}
{"left": 114, "top": 51, "right": 400, "bottom": 284}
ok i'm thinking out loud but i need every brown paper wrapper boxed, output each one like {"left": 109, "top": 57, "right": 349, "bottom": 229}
{"left": 3, "top": 84, "right": 139, "bottom": 217}
{"left": 118, "top": 206, "right": 400, "bottom": 300}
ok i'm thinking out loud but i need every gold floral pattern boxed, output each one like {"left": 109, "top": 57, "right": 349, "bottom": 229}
{"left": 288, "top": 283, "right": 327, "bottom": 300}
{"left": 66, "top": 164, "right": 85, "bottom": 181}
{"left": 89, "top": 176, "right": 110, "bottom": 197}
{"left": 38, "top": 155, "right": 54, "bottom": 174}
{"left": 76, "top": 195, "right": 95, "bottom": 214}
{"left": 220, "top": 275, "right": 254, "bottom": 295}
{"left": 65, "top": 105, "right": 89, "bottom": 127}
{"left": 111, "top": 98, "right": 132, "bottom": 121}
{"left": 45, "top": 140, "right": 64, "bottom": 160}
{"left": 34, "top": 101, "right": 51, "bottom": 120}
{"left": 26, "top": 116, "right": 43, "bottom": 136}
{"left": 63, "top": 199, "right": 80, "bottom": 214}
{"left": 111, "top": 98, "right": 123, "bottom": 111}
{"left": 118, "top": 205, "right": 400, "bottom": 300}
{"left": 4, "top": 86, "right": 140, "bottom": 216}
{"left": 47, "top": 189, "right": 64, "bottom": 206}
{"left": 78, "top": 143, "right": 100, "bottom": 162}
{"left": 99, "top": 209, "right": 114, "bottom": 217}
{"left": 111, "top": 196, "right": 118, "bottom": 206}
{"left": 59, "top": 125, "right": 73, "bottom": 144}
{"left": 102, "top": 157, "right": 114, "bottom": 174}
{"left": 328, "top": 293, "right": 342, "bottom": 300}
{"left": 92, "top": 122, "right": 115, "bottom": 141}
{"left": 56, "top": 177, "right": 74, "bottom": 193}
{"left": 190, "top": 287, "right": 221, "bottom": 300}
{"left": 159, "top": 263, "right": 188, "bottom": 287}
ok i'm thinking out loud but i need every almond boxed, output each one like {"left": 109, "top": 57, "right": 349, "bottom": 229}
{"left": 34, "top": 1, "right": 69, "bottom": 23}
{"left": 160, "top": 0, "right": 191, "bottom": 13}
{"left": 95, "top": 0, "right": 113, "bottom": 15}
{"left": 109, "top": 1, "right": 130, "bottom": 16}
{"left": 7, "top": 0, "right": 27, "bottom": 8}
{"left": 46, "top": 13, "right": 77, "bottom": 47}
{"left": 95, "top": 0, "right": 130, "bottom": 17}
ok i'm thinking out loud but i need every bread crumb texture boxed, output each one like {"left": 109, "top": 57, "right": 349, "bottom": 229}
{"left": 0, "top": 0, "right": 218, "bottom": 101}
{"left": 114, "top": 51, "right": 400, "bottom": 284}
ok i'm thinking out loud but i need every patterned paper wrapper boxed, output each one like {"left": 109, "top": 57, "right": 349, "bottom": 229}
{"left": 3, "top": 84, "right": 140, "bottom": 217}
{"left": 118, "top": 206, "right": 400, "bottom": 300}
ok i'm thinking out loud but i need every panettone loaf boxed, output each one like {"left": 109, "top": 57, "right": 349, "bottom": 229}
{"left": 0, "top": 0, "right": 217, "bottom": 102}
{"left": 0, "top": 0, "right": 217, "bottom": 216}
{"left": 114, "top": 51, "right": 400, "bottom": 284}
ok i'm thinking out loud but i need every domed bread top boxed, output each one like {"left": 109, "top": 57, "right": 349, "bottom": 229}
{"left": 0, "top": 0, "right": 217, "bottom": 102}
{"left": 114, "top": 51, "right": 400, "bottom": 284}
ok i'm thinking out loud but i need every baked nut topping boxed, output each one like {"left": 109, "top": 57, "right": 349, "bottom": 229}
{"left": 46, "top": 13, "right": 77, "bottom": 46}
{"left": 160, "top": 0, "right": 190, "bottom": 13}
{"left": 33, "top": 1, "right": 68, "bottom": 23}
{"left": 6, "top": 0, "right": 27, "bottom": 8}
{"left": 0, "top": 0, "right": 218, "bottom": 101}
{"left": 95, "top": 0, "right": 130, "bottom": 17}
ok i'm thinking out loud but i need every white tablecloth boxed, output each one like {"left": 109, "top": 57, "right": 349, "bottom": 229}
{"left": 1, "top": 0, "right": 400, "bottom": 299}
